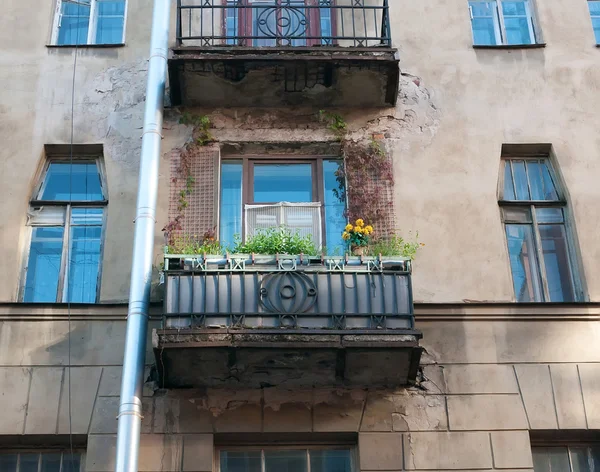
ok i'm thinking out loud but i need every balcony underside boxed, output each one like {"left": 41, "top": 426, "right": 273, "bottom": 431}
{"left": 153, "top": 329, "right": 422, "bottom": 388}
{"left": 168, "top": 47, "right": 400, "bottom": 108}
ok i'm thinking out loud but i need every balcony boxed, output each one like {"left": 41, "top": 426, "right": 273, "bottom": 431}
{"left": 168, "top": 0, "right": 400, "bottom": 108}
{"left": 153, "top": 254, "right": 422, "bottom": 388}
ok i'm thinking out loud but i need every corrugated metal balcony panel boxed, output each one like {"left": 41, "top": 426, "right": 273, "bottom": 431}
{"left": 164, "top": 271, "right": 413, "bottom": 330}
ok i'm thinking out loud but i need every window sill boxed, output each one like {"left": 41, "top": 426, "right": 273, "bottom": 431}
{"left": 46, "top": 43, "right": 125, "bottom": 49}
{"left": 473, "top": 43, "right": 546, "bottom": 50}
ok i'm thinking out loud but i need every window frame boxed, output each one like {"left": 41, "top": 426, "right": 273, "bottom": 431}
{"left": 215, "top": 445, "right": 357, "bottom": 472}
{"left": 588, "top": 0, "right": 600, "bottom": 44}
{"left": 532, "top": 444, "right": 600, "bottom": 472}
{"left": 218, "top": 154, "right": 346, "bottom": 247}
{"left": 19, "top": 157, "right": 108, "bottom": 304}
{"left": 0, "top": 449, "right": 85, "bottom": 472}
{"left": 51, "top": 0, "right": 128, "bottom": 46}
{"left": 469, "top": 0, "right": 538, "bottom": 46}
{"left": 498, "top": 155, "right": 583, "bottom": 302}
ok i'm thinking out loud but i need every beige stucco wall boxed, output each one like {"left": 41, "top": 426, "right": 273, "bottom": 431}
{"left": 1, "top": 0, "right": 599, "bottom": 303}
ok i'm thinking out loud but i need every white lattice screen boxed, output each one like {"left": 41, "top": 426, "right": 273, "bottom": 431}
{"left": 245, "top": 202, "right": 322, "bottom": 248}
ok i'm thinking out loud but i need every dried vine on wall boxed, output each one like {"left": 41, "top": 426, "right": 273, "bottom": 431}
{"left": 319, "top": 111, "right": 396, "bottom": 236}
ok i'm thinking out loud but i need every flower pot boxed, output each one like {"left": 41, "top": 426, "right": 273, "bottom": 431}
{"left": 352, "top": 245, "right": 366, "bottom": 256}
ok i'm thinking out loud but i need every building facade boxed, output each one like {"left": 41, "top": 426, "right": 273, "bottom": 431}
{"left": 1, "top": 0, "right": 600, "bottom": 471}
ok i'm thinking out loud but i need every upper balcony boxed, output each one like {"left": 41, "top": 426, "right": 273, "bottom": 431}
{"left": 168, "top": 0, "right": 399, "bottom": 108}
{"left": 153, "top": 254, "right": 422, "bottom": 388}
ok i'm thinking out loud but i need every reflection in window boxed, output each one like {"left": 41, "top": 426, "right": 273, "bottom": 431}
{"left": 220, "top": 449, "right": 353, "bottom": 472}
{"left": 22, "top": 159, "right": 106, "bottom": 303}
{"left": 468, "top": 0, "right": 536, "bottom": 45}
{"left": 533, "top": 445, "right": 600, "bottom": 472}
{"left": 54, "top": 0, "right": 126, "bottom": 46}
{"left": 219, "top": 158, "right": 347, "bottom": 254}
{"left": 500, "top": 157, "right": 579, "bottom": 302}
{"left": 0, "top": 451, "right": 82, "bottom": 472}
{"left": 589, "top": 1, "right": 600, "bottom": 44}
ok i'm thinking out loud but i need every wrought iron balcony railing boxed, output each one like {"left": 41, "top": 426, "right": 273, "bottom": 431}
{"left": 176, "top": 0, "right": 392, "bottom": 48}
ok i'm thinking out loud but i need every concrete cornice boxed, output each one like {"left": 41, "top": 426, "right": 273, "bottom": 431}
{"left": 0, "top": 302, "right": 599, "bottom": 322}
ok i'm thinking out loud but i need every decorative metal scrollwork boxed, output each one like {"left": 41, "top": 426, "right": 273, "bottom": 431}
{"left": 259, "top": 272, "right": 317, "bottom": 314}
{"left": 256, "top": 3, "right": 309, "bottom": 43}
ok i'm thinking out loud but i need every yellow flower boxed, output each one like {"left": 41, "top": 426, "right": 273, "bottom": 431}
{"left": 342, "top": 231, "right": 350, "bottom": 240}
{"left": 365, "top": 225, "right": 373, "bottom": 234}
{"left": 354, "top": 226, "right": 363, "bottom": 234}
{"left": 355, "top": 219, "right": 364, "bottom": 227}
{"left": 345, "top": 224, "right": 353, "bottom": 232}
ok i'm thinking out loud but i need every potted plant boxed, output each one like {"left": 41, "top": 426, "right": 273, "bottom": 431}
{"left": 342, "top": 219, "right": 373, "bottom": 256}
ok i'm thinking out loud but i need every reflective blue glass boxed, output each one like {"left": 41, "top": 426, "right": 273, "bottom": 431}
{"left": 23, "top": 227, "right": 64, "bottom": 303}
{"left": 41, "top": 453, "right": 62, "bottom": 472}
{"left": 502, "top": 1, "right": 527, "bottom": 15}
{"left": 310, "top": 450, "right": 352, "bottom": 472}
{"left": 505, "top": 224, "right": 542, "bottom": 302}
{"left": 96, "top": 0, "right": 125, "bottom": 44}
{"left": 503, "top": 161, "right": 516, "bottom": 200}
{"left": 589, "top": 2, "right": 600, "bottom": 43}
{"left": 20, "top": 454, "right": 40, "bottom": 472}
{"left": 323, "top": 160, "right": 346, "bottom": 255}
{"left": 320, "top": 6, "right": 332, "bottom": 44}
{"left": 502, "top": 1, "right": 533, "bottom": 44}
{"left": 67, "top": 224, "right": 102, "bottom": 303}
{"left": 220, "top": 162, "right": 243, "bottom": 250}
{"left": 220, "top": 451, "right": 262, "bottom": 472}
{"left": 265, "top": 451, "right": 307, "bottom": 472}
{"left": 253, "top": 1, "right": 277, "bottom": 46}
{"left": 39, "top": 162, "right": 104, "bottom": 201}
{"left": 253, "top": 164, "right": 312, "bottom": 203}
{"left": 539, "top": 224, "right": 574, "bottom": 302}
{"left": 469, "top": 2, "right": 498, "bottom": 45}
{"left": 57, "top": 1, "right": 91, "bottom": 46}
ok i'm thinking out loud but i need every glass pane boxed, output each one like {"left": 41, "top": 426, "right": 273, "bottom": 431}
{"left": 541, "top": 161, "right": 559, "bottom": 200}
{"left": 512, "top": 160, "right": 530, "bottom": 200}
{"left": 504, "top": 17, "right": 533, "bottom": 45}
{"left": 67, "top": 225, "right": 102, "bottom": 303}
{"left": 470, "top": 2, "right": 498, "bottom": 45}
{"left": 320, "top": 5, "right": 332, "bottom": 45}
{"left": 539, "top": 224, "right": 575, "bottom": 302}
{"left": 526, "top": 161, "right": 545, "bottom": 200}
{"left": 71, "top": 207, "right": 104, "bottom": 226}
{"left": 220, "top": 161, "right": 243, "bottom": 250}
{"left": 323, "top": 160, "right": 346, "bottom": 255}
{"left": 310, "top": 450, "right": 352, "bottom": 472}
{"left": 591, "top": 446, "right": 600, "bottom": 472}
{"left": 97, "top": 0, "right": 125, "bottom": 15}
{"left": 63, "top": 453, "right": 81, "bottom": 472}
{"left": 41, "top": 453, "right": 63, "bottom": 472}
{"left": 0, "top": 454, "right": 17, "bottom": 471}
{"left": 265, "top": 450, "right": 307, "bottom": 472}
{"left": 20, "top": 454, "right": 40, "bottom": 472}
{"left": 506, "top": 224, "right": 542, "bottom": 302}
{"left": 282, "top": 1, "right": 307, "bottom": 46}
{"left": 535, "top": 208, "right": 564, "bottom": 224}
{"left": 57, "top": 1, "right": 91, "bottom": 45}
{"left": 533, "top": 447, "right": 572, "bottom": 472}
{"left": 502, "top": 1, "right": 527, "bottom": 15}
{"left": 96, "top": 17, "right": 124, "bottom": 44}
{"left": 592, "top": 17, "right": 600, "bottom": 44}
{"left": 24, "top": 227, "right": 65, "bottom": 303}
{"left": 253, "top": 164, "right": 313, "bottom": 203}
{"left": 39, "top": 162, "right": 104, "bottom": 201}
{"left": 226, "top": 1, "right": 238, "bottom": 45}
{"left": 503, "top": 161, "right": 516, "bottom": 200}
{"left": 503, "top": 206, "right": 532, "bottom": 223}
{"left": 569, "top": 447, "right": 589, "bottom": 472}
{"left": 220, "top": 451, "right": 262, "bottom": 472}
{"left": 253, "top": 1, "right": 277, "bottom": 46}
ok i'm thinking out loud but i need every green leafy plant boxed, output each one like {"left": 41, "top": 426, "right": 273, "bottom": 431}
{"left": 365, "top": 233, "right": 425, "bottom": 260}
{"left": 318, "top": 110, "right": 347, "bottom": 139}
{"left": 233, "top": 227, "right": 318, "bottom": 255}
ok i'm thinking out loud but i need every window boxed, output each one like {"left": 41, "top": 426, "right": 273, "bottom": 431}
{"left": 533, "top": 445, "right": 600, "bottom": 472}
{"left": 219, "top": 157, "right": 346, "bottom": 253}
{"left": 499, "top": 156, "right": 581, "bottom": 302}
{"left": 219, "top": 448, "right": 354, "bottom": 472}
{"left": 21, "top": 159, "right": 106, "bottom": 303}
{"left": 468, "top": 0, "right": 537, "bottom": 45}
{"left": 52, "top": 0, "right": 127, "bottom": 46}
{"left": 224, "top": 0, "right": 334, "bottom": 46}
{"left": 589, "top": 1, "right": 600, "bottom": 44}
{"left": 0, "top": 451, "right": 83, "bottom": 472}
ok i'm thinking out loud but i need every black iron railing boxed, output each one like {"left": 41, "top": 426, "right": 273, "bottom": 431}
{"left": 176, "top": 0, "right": 391, "bottom": 48}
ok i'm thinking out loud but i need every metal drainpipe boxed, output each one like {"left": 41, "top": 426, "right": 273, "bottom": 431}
{"left": 115, "top": 0, "right": 170, "bottom": 471}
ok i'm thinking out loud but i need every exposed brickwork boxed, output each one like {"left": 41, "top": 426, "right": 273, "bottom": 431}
{"left": 168, "top": 144, "right": 219, "bottom": 242}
